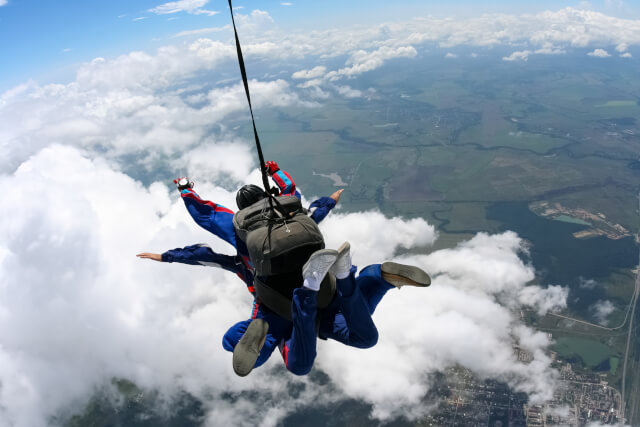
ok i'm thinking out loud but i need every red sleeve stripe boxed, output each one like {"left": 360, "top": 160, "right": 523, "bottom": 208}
{"left": 180, "top": 190, "right": 234, "bottom": 214}
{"left": 281, "top": 344, "right": 290, "bottom": 366}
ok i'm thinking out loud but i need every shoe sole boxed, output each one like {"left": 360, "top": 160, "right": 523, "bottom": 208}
{"left": 381, "top": 262, "right": 431, "bottom": 288}
{"left": 329, "top": 241, "right": 351, "bottom": 277}
{"left": 302, "top": 249, "right": 339, "bottom": 276}
{"left": 233, "top": 318, "right": 269, "bottom": 377}
{"left": 336, "top": 242, "right": 350, "bottom": 259}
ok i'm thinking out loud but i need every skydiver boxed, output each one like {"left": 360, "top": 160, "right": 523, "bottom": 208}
{"left": 140, "top": 240, "right": 430, "bottom": 376}
{"left": 227, "top": 242, "right": 431, "bottom": 376}
{"left": 140, "top": 165, "right": 430, "bottom": 376}
{"left": 138, "top": 169, "right": 344, "bottom": 373}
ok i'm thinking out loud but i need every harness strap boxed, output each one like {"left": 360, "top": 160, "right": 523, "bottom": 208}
{"left": 254, "top": 275, "right": 337, "bottom": 323}
{"left": 254, "top": 277, "right": 294, "bottom": 321}
{"left": 227, "top": 0, "right": 290, "bottom": 218}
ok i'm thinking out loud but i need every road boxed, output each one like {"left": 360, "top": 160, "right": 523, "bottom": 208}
{"left": 620, "top": 193, "right": 640, "bottom": 425}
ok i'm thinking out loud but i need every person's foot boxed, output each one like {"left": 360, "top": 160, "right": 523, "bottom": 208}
{"left": 381, "top": 262, "right": 431, "bottom": 288}
{"left": 173, "top": 177, "right": 193, "bottom": 191}
{"left": 233, "top": 318, "right": 269, "bottom": 377}
{"left": 302, "top": 249, "right": 338, "bottom": 291}
{"left": 329, "top": 242, "right": 351, "bottom": 279}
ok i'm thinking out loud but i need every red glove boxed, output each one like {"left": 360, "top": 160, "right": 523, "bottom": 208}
{"left": 264, "top": 161, "right": 279, "bottom": 175}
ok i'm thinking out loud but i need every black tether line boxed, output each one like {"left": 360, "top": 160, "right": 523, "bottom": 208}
{"left": 227, "top": 0, "right": 271, "bottom": 195}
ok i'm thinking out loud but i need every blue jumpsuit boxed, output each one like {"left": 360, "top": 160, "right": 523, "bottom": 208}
{"left": 164, "top": 244, "right": 394, "bottom": 375}
{"left": 174, "top": 184, "right": 345, "bottom": 373}
{"left": 222, "top": 264, "right": 394, "bottom": 375}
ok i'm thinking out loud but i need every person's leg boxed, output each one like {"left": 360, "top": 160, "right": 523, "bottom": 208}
{"left": 355, "top": 264, "right": 394, "bottom": 314}
{"left": 279, "top": 287, "right": 318, "bottom": 375}
{"left": 179, "top": 187, "right": 238, "bottom": 249}
{"left": 223, "top": 309, "right": 290, "bottom": 374}
{"left": 357, "top": 262, "right": 431, "bottom": 314}
{"left": 319, "top": 266, "right": 379, "bottom": 348}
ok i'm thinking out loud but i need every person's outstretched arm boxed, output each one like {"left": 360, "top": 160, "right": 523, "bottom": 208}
{"left": 136, "top": 244, "right": 254, "bottom": 287}
{"left": 308, "top": 189, "right": 343, "bottom": 224}
{"left": 174, "top": 179, "right": 238, "bottom": 249}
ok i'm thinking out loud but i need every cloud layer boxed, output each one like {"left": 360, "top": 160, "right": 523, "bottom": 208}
{"left": 2, "top": 7, "right": 639, "bottom": 175}
{"left": 6, "top": 5, "right": 629, "bottom": 426}
{"left": 149, "top": 0, "right": 218, "bottom": 16}
{"left": 0, "top": 142, "right": 567, "bottom": 426}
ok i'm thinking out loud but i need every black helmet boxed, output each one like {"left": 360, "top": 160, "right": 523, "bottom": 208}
{"left": 236, "top": 184, "right": 267, "bottom": 209}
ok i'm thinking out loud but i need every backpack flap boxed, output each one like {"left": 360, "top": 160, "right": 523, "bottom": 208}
{"left": 246, "top": 213, "right": 324, "bottom": 276}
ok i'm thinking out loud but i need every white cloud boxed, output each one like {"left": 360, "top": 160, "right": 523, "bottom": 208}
{"left": 325, "top": 46, "right": 417, "bottom": 81}
{"left": 579, "top": 277, "right": 598, "bottom": 289}
{"left": 149, "top": 0, "right": 217, "bottom": 16}
{"left": 0, "top": 0, "right": 7, "bottom": 6}
{"left": 588, "top": 48, "right": 611, "bottom": 57}
{"left": 0, "top": 7, "right": 596, "bottom": 423}
{"left": 336, "top": 85, "right": 362, "bottom": 98}
{"left": 534, "top": 42, "right": 566, "bottom": 55}
{"left": 445, "top": 52, "right": 457, "bottom": 58}
{"left": 298, "top": 78, "right": 323, "bottom": 88}
{"left": 173, "top": 26, "right": 227, "bottom": 38}
{"left": 0, "top": 144, "right": 567, "bottom": 425}
{"left": 503, "top": 50, "right": 531, "bottom": 61}
{"left": 133, "top": 17, "right": 146, "bottom": 21}
{"left": 232, "top": 9, "right": 275, "bottom": 35}
{"left": 621, "top": 52, "right": 632, "bottom": 57}
{"left": 292, "top": 66, "right": 327, "bottom": 80}
{"left": 281, "top": 2, "right": 292, "bottom": 5}
{"left": 616, "top": 42, "right": 628, "bottom": 52}
{"left": 320, "top": 212, "right": 437, "bottom": 266}
{"left": 591, "top": 300, "right": 615, "bottom": 326}
{"left": 518, "top": 284, "right": 569, "bottom": 315}
{"left": 318, "top": 231, "right": 564, "bottom": 419}
{"left": 0, "top": 37, "right": 314, "bottom": 174}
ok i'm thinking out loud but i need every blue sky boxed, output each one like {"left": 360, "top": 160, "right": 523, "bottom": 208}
{"left": 1, "top": 0, "right": 639, "bottom": 91}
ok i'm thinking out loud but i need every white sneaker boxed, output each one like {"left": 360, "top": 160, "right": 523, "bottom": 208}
{"left": 329, "top": 242, "right": 351, "bottom": 279}
{"left": 302, "top": 249, "right": 338, "bottom": 291}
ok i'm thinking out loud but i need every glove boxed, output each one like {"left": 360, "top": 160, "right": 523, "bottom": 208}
{"left": 264, "top": 161, "right": 279, "bottom": 175}
{"left": 173, "top": 177, "right": 193, "bottom": 190}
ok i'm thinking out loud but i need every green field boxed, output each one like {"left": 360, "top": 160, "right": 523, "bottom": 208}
{"left": 262, "top": 57, "right": 639, "bottom": 235}
{"left": 552, "top": 336, "right": 618, "bottom": 368}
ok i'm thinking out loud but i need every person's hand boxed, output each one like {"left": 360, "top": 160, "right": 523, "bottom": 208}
{"left": 264, "top": 161, "right": 279, "bottom": 175}
{"left": 329, "top": 189, "right": 344, "bottom": 202}
{"left": 136, "top": 252, "right": 162, "bottom": 262}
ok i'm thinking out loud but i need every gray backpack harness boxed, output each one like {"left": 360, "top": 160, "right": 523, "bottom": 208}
{"left": 233, "top": 196, "right": 336, "bottom": 321}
